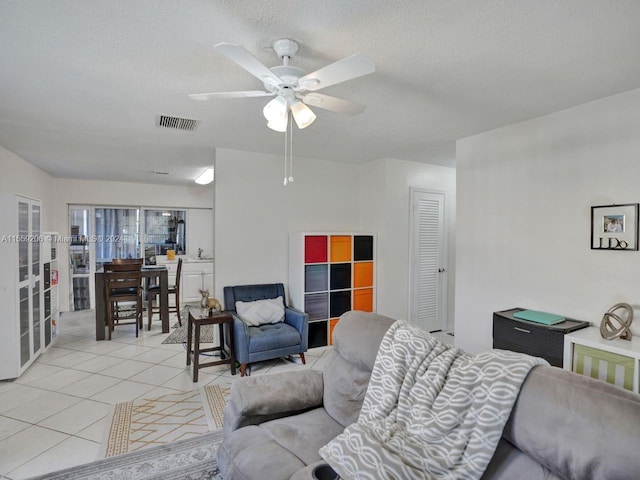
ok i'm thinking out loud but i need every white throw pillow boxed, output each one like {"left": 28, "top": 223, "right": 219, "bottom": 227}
{"left": 235, "top": 296, "right": 285, "bottom": 326}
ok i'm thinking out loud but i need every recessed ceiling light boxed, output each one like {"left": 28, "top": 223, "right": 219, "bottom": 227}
{"left": 195, "top": 167, "right": 214, "bottom": 185}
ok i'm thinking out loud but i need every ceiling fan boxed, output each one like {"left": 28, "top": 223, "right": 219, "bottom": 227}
{"left": 189, "top": 39, "right": 375, "bottom": 132}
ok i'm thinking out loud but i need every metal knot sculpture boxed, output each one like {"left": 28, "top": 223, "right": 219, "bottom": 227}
{"left": 600, "top": 303, "right": 633, "bottom": 340}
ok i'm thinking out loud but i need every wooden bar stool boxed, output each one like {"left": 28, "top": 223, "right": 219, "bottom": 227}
{"left": 187, "top": 309, "right": 236, "bottom": 382}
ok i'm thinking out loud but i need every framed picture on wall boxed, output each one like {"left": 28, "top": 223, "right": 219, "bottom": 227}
{"left": 591, "top": 204, "right": 639, "bottom": 250}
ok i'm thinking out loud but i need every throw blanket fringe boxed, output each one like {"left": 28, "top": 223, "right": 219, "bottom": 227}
{"left": 320, "top": 321, "right": 546, "bottom": 480}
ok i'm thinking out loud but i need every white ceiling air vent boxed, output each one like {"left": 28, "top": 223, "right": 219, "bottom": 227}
{"left": 156, "top": 115, "right": 200, "bottom": 131}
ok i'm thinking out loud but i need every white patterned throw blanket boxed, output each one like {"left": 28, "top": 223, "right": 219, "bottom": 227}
{"left": 320, "top": 321, "right": 547, "bottom": 480}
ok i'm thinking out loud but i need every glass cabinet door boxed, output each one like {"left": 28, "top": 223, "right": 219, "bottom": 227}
{"left": 19, "top": 285, "right": 29, "bottom": 366}
{"left": 32, "top": 204, "right": 40, "bottom": 276}
{"left": 18, "top": 200, "right": 31, "bottom": 366}
{"left": 16, "top": 198, "right": 42, "bottom": 366}
{"left": 33, "top": 281, "right": 41, "bottom": 353}
{"left": 18, "top": 201, "right": 28, "bottom": 282}
{"left": 31, "top": 204, "right": 41, "bottom": 354}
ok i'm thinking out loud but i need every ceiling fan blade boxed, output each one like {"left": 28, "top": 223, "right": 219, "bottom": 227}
{"left": 301, "top": 93, "right": 366, "bottom": 115}
{"left": 189, "top": 91, "right": 273, "bottom": 101}
{"left": 215, "top": 42, "right": 282, "bottom": 85}
{"left": 298, "top": 53, "right": 375, "bottom": 91}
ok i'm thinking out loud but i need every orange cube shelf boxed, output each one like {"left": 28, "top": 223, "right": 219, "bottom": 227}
{"left": 330, "top": 235, "right": 352, "bottom": 262}
{"left": 329, "top": 318, "right": 339, "bottom": 345}
{"left": 353, "top": 262, "right": 373, "bottom": 288}
{"left": 353, "top": 288, "right": 373, "bottom": 312}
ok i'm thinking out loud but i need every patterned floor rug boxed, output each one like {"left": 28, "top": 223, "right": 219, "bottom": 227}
{"left": 28, "top": 429, "right": 224, "bottom": 480}
{"left": 161, "top": 305, "right": 217, "bottom": 344}
{"left": 162, "top": 321, "right": 215, "bottom": 344}
{"left": 101, "top": 384, "right": 230, "bottom": 458}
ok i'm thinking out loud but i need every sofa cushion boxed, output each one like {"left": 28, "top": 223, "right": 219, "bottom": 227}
{"left": 236, "top": 296, "right": 285, "bottom": 326}
{"left": 504, "top": 365, "right": 640, "bottom": 480}
{"left": 322, "top": 348, "right": 372, "bottom": 427}
{"left": 217, "top": 425, "right": 305, "bottom": 480}
{"left": 332, "top": 311, "right": 396, "bottom": 372}
{"left": 261, "top": 408, "right": 344, "bottom": 466}
{"left": 247, "top": 322, "right": 301, "bottom": 353}
{"left": 322, "top": 311, "right": 396, "bottom": 427}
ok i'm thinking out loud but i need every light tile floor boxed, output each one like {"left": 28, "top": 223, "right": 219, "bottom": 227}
{"left": 0, "top": 310, "right": 454, "bottom": 480}
{"left": 0, "top": 309, "right": 331, "bottom": 479}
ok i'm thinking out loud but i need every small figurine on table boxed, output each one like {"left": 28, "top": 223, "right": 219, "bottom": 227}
{"left": 199, "top": 289, "right": 223, "bottom": 315}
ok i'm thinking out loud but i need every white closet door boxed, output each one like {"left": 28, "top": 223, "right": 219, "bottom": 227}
{"left": 410, "top": 190, "right": 446, "bottom": 332}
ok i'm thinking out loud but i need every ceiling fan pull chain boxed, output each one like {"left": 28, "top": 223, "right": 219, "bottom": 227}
{"left": 283, "top": 120, "right": 289, "bottom": 186}
{"left": 283, "top": 110, "right": 294, "bottom": 186}
{"left": 288, "top": 111, "right": 294, "bottom": 183}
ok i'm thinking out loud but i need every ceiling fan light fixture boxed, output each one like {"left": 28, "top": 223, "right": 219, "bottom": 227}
{"left": 195, "top": 167, "right": 214, "bottom": 185}
{"left": 263, "top": 95, "right": 288, "bottom": 122}
{"left": 290, "top": 101, "right": 316, "bottom": 129}
{"left": 267, "top": 115, "right": 288, "bottom": 132}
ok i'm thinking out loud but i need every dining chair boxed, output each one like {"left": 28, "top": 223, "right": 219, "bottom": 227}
{"left": 147, "top": 257, "right": 183, "bottom": 330}
{"left": 110, "top": 258, "right": 144, "bottom": 326}
{"left": 103, "top": 261, "right": 143, "bottom": 340}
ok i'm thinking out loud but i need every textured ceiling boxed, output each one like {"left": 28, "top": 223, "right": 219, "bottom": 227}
{"left": 1, "top": 0, "right": 640, "bottom": 186}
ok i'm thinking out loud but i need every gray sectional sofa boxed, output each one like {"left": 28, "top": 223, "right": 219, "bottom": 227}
{"left": 217, "top": 311, "right": 640, "bottom": 480}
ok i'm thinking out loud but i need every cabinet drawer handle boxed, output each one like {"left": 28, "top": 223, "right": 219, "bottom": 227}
{"left": 514, "top": 327, "right": 531, "bottom": 334}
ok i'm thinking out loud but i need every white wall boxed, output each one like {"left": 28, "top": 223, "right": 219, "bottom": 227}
{"left": 0, "top": 146, "right": 54, "bottom": 229}
{"left": 0, "top": 141, "right": 457, "bottom": 327}
{"left": 360, "top": 158, "right": 456, "bottom": 326}
{"left": 52, "top": 178, "right": 214, "bottom": 311}
{"left": 456, "top": 87, "right": 640, "bottom": 353}
{"left": 214, "top": 148, "right": 362, "bottom": 303}
{"left": 215, "top": 149, "right": 457, "bottom": 326}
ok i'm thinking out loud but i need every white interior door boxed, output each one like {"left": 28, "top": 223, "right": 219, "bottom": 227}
{"left": 409, "top": 189, "right": 447, "bottom": 332}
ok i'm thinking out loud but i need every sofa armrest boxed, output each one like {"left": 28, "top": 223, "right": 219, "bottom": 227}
{"left": 285, "top": 306, "right": 309, "bottom": 351}
{"left": 223, "top": 369, "right": 323, "bottom": 436}
{"left": 226, "top": 312, "right": 249, "bottom": 363}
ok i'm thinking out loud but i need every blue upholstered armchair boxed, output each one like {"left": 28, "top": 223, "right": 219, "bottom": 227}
{"left": 223, "top": 283, "right": 308, "bottom": 376}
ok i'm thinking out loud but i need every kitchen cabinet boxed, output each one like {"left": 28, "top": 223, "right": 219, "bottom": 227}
{"left": 181, "top": 260, "right": 214, "bottom": 303}
{"left": 155, "top": 257, "right": 214, "bottom": 305}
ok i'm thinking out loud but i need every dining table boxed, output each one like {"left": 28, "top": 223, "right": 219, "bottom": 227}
{"left": 94, "top": 265, "right": 169, "bottom": 340}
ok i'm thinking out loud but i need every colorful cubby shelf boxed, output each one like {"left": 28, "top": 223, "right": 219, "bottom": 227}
{"left": 289, "top": 233, "right": 376, "bottom": 348}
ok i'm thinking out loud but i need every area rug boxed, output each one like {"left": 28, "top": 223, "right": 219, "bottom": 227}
{"left": 161, "top": 305, "right": 218, "bottom": 344}
{"left": 102, "top": 384, "right": 229, "bottom": 458}
{"left": 27, "top": 429, "right": 223, "bottom": 480}
{"left": 162, "top": 321, "right": 215, "bottom": 344}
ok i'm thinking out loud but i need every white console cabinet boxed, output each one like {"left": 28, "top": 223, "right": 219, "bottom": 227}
{"left": 0, "top": 194, "right": 45, "bottom": 380}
